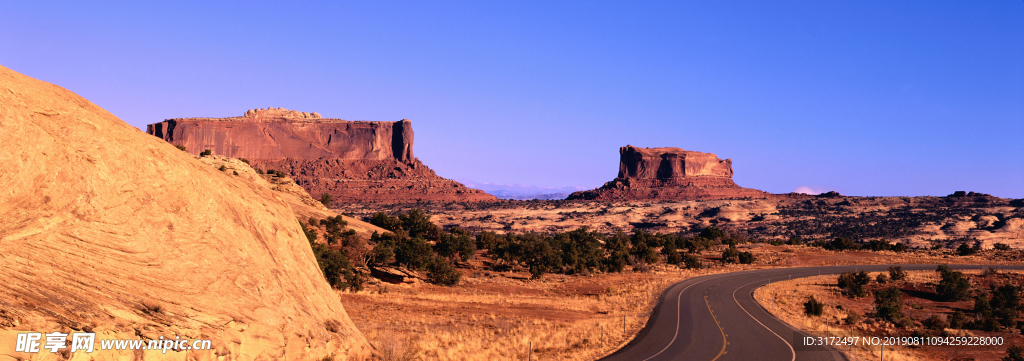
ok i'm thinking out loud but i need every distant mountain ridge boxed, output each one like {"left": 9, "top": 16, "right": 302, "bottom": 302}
{"left": 458, "top": 180, "right": 588, "bottom": 200}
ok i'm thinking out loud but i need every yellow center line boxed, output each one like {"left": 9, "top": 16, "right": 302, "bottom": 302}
{"left": 705, "top": 295, "right": 728, "bottom": 361}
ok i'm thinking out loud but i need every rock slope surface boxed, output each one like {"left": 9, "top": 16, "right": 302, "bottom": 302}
{"left": 0, "top": 65, "right": 369, "bottom": 360}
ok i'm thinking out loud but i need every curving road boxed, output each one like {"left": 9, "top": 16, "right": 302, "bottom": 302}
{"left": 601, "top": 264, "right": 1024, "bottom": 361}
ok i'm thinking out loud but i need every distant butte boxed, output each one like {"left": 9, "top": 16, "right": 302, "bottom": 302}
{"left": 147, "top": 108, "right": 495, "bottom": 203}
{"left": 567, "top": 145, "right": 770, "bottom": 201}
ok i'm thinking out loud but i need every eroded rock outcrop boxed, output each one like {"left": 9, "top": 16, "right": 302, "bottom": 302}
{"left": 568, "top": 145, "right": 769, "bottom": 201}
{"left": 0, "top": 66, "right": 369, "bottom": 360}
{"left": 147, "top": 109, "right": 494, "bottom": 203}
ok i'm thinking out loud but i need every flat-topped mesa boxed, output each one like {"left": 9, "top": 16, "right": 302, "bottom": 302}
{"left": 147, "top": 108, "right": 414, "bottom": 162}
{"left": 568, "top": 145, "right": 769, "bottom": 201}
{"left": 147, "top": 109, "right": 493, "bottom": 203}
{"left": 618, "top": 145, "right": 734, "bottom": 180}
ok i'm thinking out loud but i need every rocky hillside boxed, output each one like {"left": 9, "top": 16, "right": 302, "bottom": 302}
{"left": 0, "top": 66, "right": 369, "bottom": 360}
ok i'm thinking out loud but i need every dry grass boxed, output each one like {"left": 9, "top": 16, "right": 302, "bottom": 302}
{"left": 341, "top": 264, "right": 765, "bottom": 360}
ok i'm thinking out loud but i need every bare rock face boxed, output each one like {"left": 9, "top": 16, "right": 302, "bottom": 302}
{"left": 0, "top": 66, "right": 369, "bottom": 360}
{"left": 568, "top": 145, "right": 769, "bottom": 200}
{"left": 147, "top": 110, "right": 493, "bottom": 203}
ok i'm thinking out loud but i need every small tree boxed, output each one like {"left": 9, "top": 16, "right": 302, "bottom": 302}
{"left": 936, "top": 265, "right": 972, "bottom": 301}
{"left": 876, "top": 273, "right": 889, "bottom": 284}
{"left": 663, "top": 243, "right": 683, "bottom": 265}
{"left": 319, "top": 193, "right": 333, "bottom": 208}
{"left": 1003, "top": 345, "right": 1024, "bottom": 361}
{"left": 994, "top": 243, "right": 1011, "bottom": 251}
{"left": 721, "top": 246, "right": 739, "bottom": 263}
{"left": 838, "top": 270, "right": 871, "bottom": 297}
{"left": 922, "top": 315, "right": 948, "bottom": 330}
{"left": 738, "top": 251, "right": 756, "bottom": 264}
{"left": 699, "top": 226, "right": 725, "bottom": 241}
{"left": 804, "top": 296, "right": 824, "bottom": 316}
{"left": 948, "top": 311, "right": 968, "bottom": 329}
{"left": 874, "top": 287, "right": 904, "bottom": 323}
{"left": 394, "top": 236, "right": 433, "bottom": 270}
{"left": 426, "top": 256, "right": 461, "bottom": 286}
{"left": 957, "top": 243, "right": 977, "bottom": 256}
{"left": 888, "top": 266, "right": 907, "bottom": 281}
{"left": 200, "top": 149, "right": 212, "bottom": 157}
{"left": 682, "top": 254, "right": 703, "bottom": 269}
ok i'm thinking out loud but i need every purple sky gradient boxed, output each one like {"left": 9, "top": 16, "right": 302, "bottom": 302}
{"left": 2, "top": 1, "right": 1021, "bottom": 197}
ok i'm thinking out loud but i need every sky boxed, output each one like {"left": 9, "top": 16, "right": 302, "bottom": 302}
{"left": 2, "top": 1, "right": 1021, "bottom": 198}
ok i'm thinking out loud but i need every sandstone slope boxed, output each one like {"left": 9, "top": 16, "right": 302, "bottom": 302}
{"left": 0, "top": 65, "right": 369, "bottom": 360}
{"left": 195, "top": 155, "right": 387, "bottom": 237}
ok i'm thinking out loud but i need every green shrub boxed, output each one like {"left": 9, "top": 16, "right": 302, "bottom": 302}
{"left": 888, "top": 266, "right": 907, "bottom": 281}
{"left": 948, "top": 311, "right": 968, "bottom": 329}
{"left": 200, "top": 149, "right": 212, "bottom": 157}
{"left": 1003, "top": 345, "right": 1024, "bottom": 361}
{"left": 838, "top": 270, "right": 870, "bottom": 297}
{"left": 804, "top": 296, "right": 824, "bottom": 316}
{"left": 699, "top": 226, "right": 725, "bottom": 241}
{"left": 369, "top": 212, "right": 404, "bottom": 233}
{"left": 876, "top": 273, "right": 889, "bottom": 283}
{"left": 845, "top": 312, "right": 862, "bottom": 325}
{"left": 218, "top": 165, "right": 227, "bottom": 172}
{"left": 435, "top": 227, "right": 476, "bottom": 262}
{"left": 922, "top": 315, "right": 948, "bottom": 330}
{"left": 738, "top": 251, "right": 756, "bottom": 264}
{"left": 603, "top": 232, "right": 631, "bottom": 273}
{"left": 874, "top": 287, "right": 904, "bottom": 322}
{"left": 319, "top": 193, "right": 333, "bottom": 208}
{"left": 936, "top": 265, "right": 972, "bottom": 301}
{"left": 994, "top": 243, "right": 1011, "bottom": 251}
{"left": 956, "top": 242, "right": 978, "bottom": 256}
{"left": 682, "top": 254, "right": 703, "bottom": 269}
{"left": 722, "top": 246, "right": 740, "bottom": 263}
{"left": 426, "top": 256, "right": 461, "bottom": 286}
{"left": 395, "top": 236, "right": 434, "bottom": 270}
{"left": 175, "top": 145, "right": 187, "bottom": 152}
{"left": 663, "top": 242, "right": 683, "bottom": 265}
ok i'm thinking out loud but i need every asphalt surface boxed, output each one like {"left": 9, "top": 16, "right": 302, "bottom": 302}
{"left": 601, "top": 264, "right": 1024, "bottom": 361}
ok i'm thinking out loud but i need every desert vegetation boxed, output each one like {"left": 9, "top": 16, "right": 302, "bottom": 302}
{"left": 336, "top": 195, "right": 1024, "bottom": 253}
{"left": 757, "top": 268, "right": 1024, "bottom": 361}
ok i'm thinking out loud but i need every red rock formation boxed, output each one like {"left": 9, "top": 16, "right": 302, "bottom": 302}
{"left": 147, "top": 108, "right": 494, "bottom": 203}
{"left": 568, "top": 145, "right": 770, "bottom": 200}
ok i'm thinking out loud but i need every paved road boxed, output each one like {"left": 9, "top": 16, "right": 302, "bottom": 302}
{"left": 601, "top": 264, "right": 1023, "bottom": 361}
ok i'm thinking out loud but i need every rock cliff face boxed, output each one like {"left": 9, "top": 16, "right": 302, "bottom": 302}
{"left": 568, "top": 145, "right": 769, "bottom": 200}
{"left": 147, "top": 108, "right": 494, "bottom": 203}
{"left": 0, "top": 66, "right": 369, "bottom": 360}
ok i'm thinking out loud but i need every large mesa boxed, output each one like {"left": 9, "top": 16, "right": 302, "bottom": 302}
{"left": 147, "top": 108, "right": 494, "bottom": 203}
{"left": 0, "top": 66, "right": 368, "bottom": 359}
{"left": 567, "top": 145, "right": 769, "bottom": 201}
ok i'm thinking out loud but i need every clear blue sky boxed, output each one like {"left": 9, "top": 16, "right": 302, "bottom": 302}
{"left": 2, "top": 1, "right": 1021, "bottom": 198}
